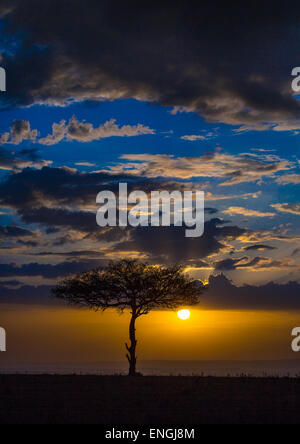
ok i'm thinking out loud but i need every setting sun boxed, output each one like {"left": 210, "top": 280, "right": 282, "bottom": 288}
{"left": 177, "top": 309, "right": 191, "bottom": 320}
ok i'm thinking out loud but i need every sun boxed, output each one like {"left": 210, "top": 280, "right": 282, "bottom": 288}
{"left": 177, "top": 309, "right": 191, "bottom": 320}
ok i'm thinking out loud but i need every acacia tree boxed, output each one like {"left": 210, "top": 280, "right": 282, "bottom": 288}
{"left": 52, "top": 259, "right": 204, "bottom": 376}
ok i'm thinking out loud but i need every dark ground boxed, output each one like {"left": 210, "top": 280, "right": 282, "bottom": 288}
{"left": 0, "top": 375, "right": 300, "bottom": 424}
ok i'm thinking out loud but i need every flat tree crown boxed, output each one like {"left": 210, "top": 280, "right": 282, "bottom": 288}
{"left": 53, "top": 259, "right": 204, "bottom": 316}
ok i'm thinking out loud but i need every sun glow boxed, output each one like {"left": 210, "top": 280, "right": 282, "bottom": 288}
{"left": 177, "top": 309, "right": 191, "bottom": 320}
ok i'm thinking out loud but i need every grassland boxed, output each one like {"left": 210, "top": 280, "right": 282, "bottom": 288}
{"left": 0, "top": 375, "right": 300, "bottom": 424}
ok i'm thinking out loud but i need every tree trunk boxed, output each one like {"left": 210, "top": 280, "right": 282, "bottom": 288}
{"left": 126, "top": 314, "right": 138, "bottom": 376}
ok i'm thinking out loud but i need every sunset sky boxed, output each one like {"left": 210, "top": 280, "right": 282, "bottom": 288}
{"left": 1, "top": 1, "right": 300, "bottom": 369}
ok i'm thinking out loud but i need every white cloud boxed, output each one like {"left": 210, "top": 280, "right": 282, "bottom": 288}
{"left": 235, "top": 121, "right": 300, "bottom": 133}
{"left": 272, "top": 203, "right": 300, "bottom": 215}
{"left": 0, "top": 117, "right": 155, "bottom": 147}
{"left": 75, "top": 162, "right": 96, "bottom": 167}
{"left": 223, "top": 207, "right": 276, "bottom": 218}
{"left": 39, "top": 117, "right": 155, "bottom": 145}
{"left": 181, "top": 135, "right": 207, "bottom": 141}
{"left": 276, "top": 174, "right": 300, "bottom": 185}
{"left": 0, "top": 120, "right": 38, "bottom": 145}
{"left": 102, "top": 152, "right": 291, "bottom": 186}
{"left": 206, "top": 191, "right": 262, "bottom": 201}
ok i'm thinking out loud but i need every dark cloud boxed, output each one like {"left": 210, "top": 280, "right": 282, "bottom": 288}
{"left": 0, "top": 225, "right": 34, "bottom": 239}
{"left": 0, "top": 166, "right": 158, "bottom": 210}
{"left": 215, "top": 256, "right": 263, "bottom": 271}
{"left": 20, "top": 207, "right": 98, "bottom": 234}
{"left": 16, "top": 239, "right": 39, "bottom": 248}
{"left": 2, "top": 274, "right": 300, "bottom": 310}
{"left": 17, "top": 209, "right": 249, "bottom": 263}
{"left": 114, "top": 219, "right": 247, "bottom": 263}
{"left": 0, "top": 166, "right": 204, "bottom": 236}
{"left": 0, "top": 280, "right": 21, "bottom": 286}
{"left": 0, "top": 259, "right": 104, "bottom": 279}
{"left": 0, "top": 119, "right": 37, "bottom": 144}
{"left": 0, "top": 165, "right": 250, "bottom": 262}
{"left": 214, "top": 255, "right": 294, "bottom": 271}
{"left": 0, "top": 147, "right": 50, "bottom": 170}
{"left": 292, "top": 248, "right": 300, "bottom": 257}
{"left": 205, "top": 208, "right": 218, "bottom": 215}
{"left": 0, "top": 282, "right": 54, "bottom": 305}
{"left": 244, "top": 245, "right": 276, "bottom": 252}
{"left": 18, "top": 148, "right": 40, "bottom": 160}
{"left": 30, "top": 251, "right": 108, "bottom": 258}
{"left": 0, "top": 168, "right": 134, "bottom": 230}
{"left": 205, "top": 274, "right": 300, "bottom": 310}
{"left": 1, "top": 1, "right": 300, "bottom": 127}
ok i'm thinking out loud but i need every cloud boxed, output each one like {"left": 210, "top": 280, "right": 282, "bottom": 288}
{"left": 112, "top": 219, "right": 248, "bottom": 264}
{"left": 271, "top": 203, "right": 300, "bottom": 215}
{"left": 2, "top": 1, "right": 300, "bottom": 129}
{"left": 0, "top": 166, "right": 182, "bottom": 220}
{"left": 205, "top": 274, "right": 300, "bottom": 310}
{"left": 0, "top": 166, "right": 129, "bottom": 210}
{"left": 0, "top": 225, "right": 34, "bottom": 239}
{"left": 234, "top": 122, "right": 300, "bottom": 133}
{"left": 38, "top": 117, "right": 155, "bottom": 145}
{"left": 0, "top": 280, "right": 22, "bottom": 287}
{"left": 181, "top": 135, "right": 207, "bottom": 142}
{"left": 0, "top": 165, "right": 217, "bottom": 217}
{"left": 272, "top": 122, "right": 300, "bottom": 132}
{"left": 75, "top": 162, "right": 96, "bottom": 167}
{"left": 0, "top": 117, "right": 155, "bottom": 146}
{"left": 0, "top": 283, "right": 53, "bottom": 305}
{"left": 0, "top": 4, "right": 12, "bottom": 18}
{"left": 19, "top": 207, "right": 98, "bottom": 233}
{"left": 214, "top": 256, "right": 263, "bottom": 271}
{"left": 0, "top": 147, "right": 51, "bottom": 171}
{"left": 0, "top": 165, "right": 295, "bottom": 268}
{"left": 2, "top": 273, "right": 300, "bottom": 309}
{"left": 206, "top": 191, "right": 262, "bottom": 201}
{"left": 0, "top": 259, "right": 103, "bottom": 279}
{"left": 0, "top": 120, "right": 38, "bottom": 145}
{"left": 223, "top": 207, "right": 276, "bottom": 218}
{"left": 103, "top": 152, "right": 290, "bottom": 185}
{"left": 0, "top": 166, "right": 205, "bottom": 246}
{"left": 205, "top": 208, "right": 218, "bottom": 215}
{"left": 214, "top": 256, "right": 294, "bottom": 271}
{"left": 0, "top": 165, "right": 298, "bottom": 280}
{"left": 244, "top": 244, "right": 276, "bottom": 252}
{"left": 276, "top": 175, "right": 300, "bottom": 185}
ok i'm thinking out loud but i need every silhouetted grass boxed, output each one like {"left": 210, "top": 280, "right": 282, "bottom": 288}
{"left": 0, "top": 375, "right": 300, "bottom": 424}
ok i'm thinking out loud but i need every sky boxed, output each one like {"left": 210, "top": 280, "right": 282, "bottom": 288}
{"left": 0, "top": 1, "right": 300, "bottom": 369}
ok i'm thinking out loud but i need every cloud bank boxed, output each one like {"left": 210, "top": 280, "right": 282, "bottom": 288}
{"left": 1, "top": 1, "right": 300, "bottom": 130}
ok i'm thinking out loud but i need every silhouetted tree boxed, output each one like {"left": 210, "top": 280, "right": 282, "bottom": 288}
{"left": 52, "top": 259, "right": 204, "bottom": 376}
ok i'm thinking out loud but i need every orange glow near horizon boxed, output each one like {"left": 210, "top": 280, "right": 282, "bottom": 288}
{"left": 0, "top": 304, "right": 299, "bottom": 368}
